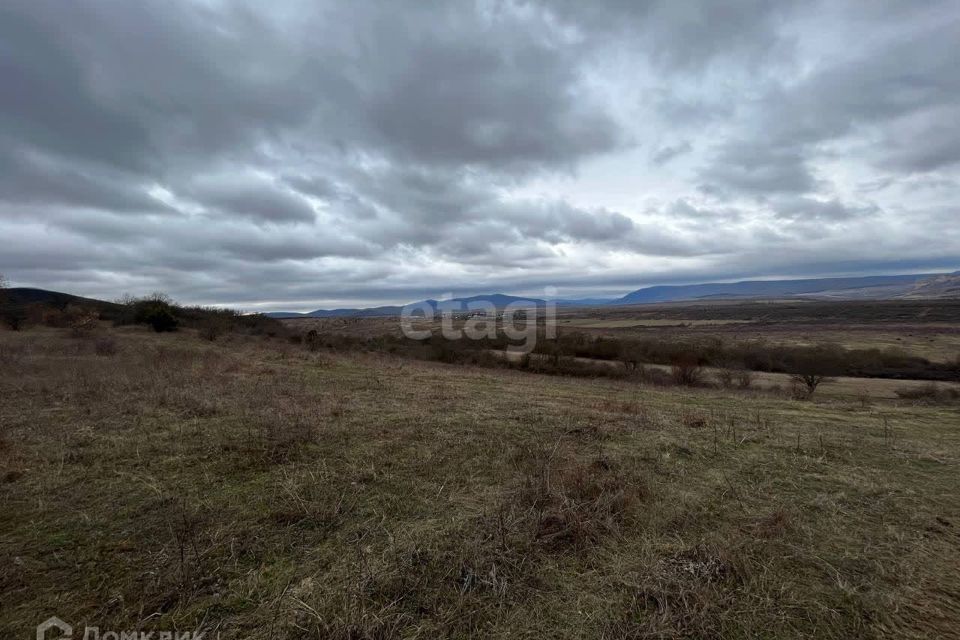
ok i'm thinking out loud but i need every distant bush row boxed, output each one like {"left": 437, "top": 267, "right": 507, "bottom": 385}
{"left": 293, "top": 328, "right": 960, "bottom": 385}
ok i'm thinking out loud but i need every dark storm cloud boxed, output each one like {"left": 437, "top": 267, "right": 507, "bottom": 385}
{"left": 1, "top": 0, "right": 958, "bottom": 308}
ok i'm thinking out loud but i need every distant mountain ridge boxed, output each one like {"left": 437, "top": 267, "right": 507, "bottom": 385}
{"left": 268, "top": 272, "right": 959, "bottom": 317}
{"left": 266, "top": 293, "right": 547, "bottom": 319}
{"left": 612, "top": 273, "right": 945, "bottom": 305}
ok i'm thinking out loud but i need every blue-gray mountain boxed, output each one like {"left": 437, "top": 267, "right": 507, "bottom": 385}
{"left": 267, "top": 272, "right": 960, "bottom": 317}
{"left": 267, "top": 294, "right": 547, "bottom": 319}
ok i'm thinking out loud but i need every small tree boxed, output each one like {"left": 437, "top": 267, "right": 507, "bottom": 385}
{"left": 789, "top": 350, "right": 839, "bottom": 399}
{"left": 791, "top": 372, "right": 829, "bottom": 398}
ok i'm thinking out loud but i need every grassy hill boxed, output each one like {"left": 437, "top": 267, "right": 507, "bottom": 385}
{"left": 3, "top": 287, "right": 119, "bottom": 311}
{"left": 2, "top": 326, "right": 959, "bottom": 638}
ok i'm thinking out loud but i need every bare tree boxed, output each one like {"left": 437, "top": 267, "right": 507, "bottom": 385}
{"left": 791, "top": 372, "right": 830, "bottom": 398}
{"left": 790, "top": 350, "right": 839, "bottom": 398}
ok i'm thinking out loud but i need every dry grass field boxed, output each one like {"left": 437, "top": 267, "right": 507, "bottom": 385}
{"left": 285, "top": 300, "right": 960, "bottom": 364}
{"left": 551, "top": 300, "right": 960, "bottom": 364}
{"left": 2, "top": 325, "right": 960, "bottom": 639}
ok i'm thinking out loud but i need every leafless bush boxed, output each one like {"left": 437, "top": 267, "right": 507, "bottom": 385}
{"left": 681, "top": 411, "right": 709, "bottom": 429}
{"left": 896, "top": 383, "right": 960, "bottom": 403}
{"left": 716, "top": 367, "right": 735, "bottom": 388}
{"left": 304, "top": 329, "right": 322, "bottom": 352}
{"left": 671, "top": 358, "right": 703, "bottom": 386}
{"left": 198, "top": 320, "right": 223, "bottom": 341}
{"left": 790, "top": 373, "right": 832, "bottom": 399}
{"left": 510, "top": 447, "right": 650, "bottom": 551}
{"left": 93, "top": 336, "right": 118, "bottom": 356}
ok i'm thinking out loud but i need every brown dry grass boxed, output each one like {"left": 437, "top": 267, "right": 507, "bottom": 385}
{"left": 1, "top": 326, "right": 960, "bottom": 638}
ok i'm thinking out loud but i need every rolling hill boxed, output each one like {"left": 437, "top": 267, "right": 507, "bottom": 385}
{"left": 2, "top": 287, "right": 120, "bottom": 312}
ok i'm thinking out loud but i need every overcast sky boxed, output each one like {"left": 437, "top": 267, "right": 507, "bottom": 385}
{"left": 2, "top": 0, "right": 959, "bottom": 311}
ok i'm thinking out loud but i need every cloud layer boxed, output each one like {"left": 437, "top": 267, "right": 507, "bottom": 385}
{"left": 1, "top": 0, "right": 958, "bottom": 309}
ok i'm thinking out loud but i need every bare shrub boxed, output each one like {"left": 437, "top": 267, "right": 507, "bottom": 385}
{"left": 716, "top": 367, "right": 735, "bottom": 388}
{"left": 681, "top": 411, "right": 709, "bottom": 429}
{"left": 790, "top": 373, "right": 831, "bottom": 399}
{"left": 510, "top": 447, "right": 650, "bottom": 551}
{"left": 304, "top": 329, "right": 322, "bottom": 352}
{"left": 69, "top": 311, "right": 100, "bottom": 338}
{"left": 896, "top": 383, "right": 960, "bottom": 403}
{"left": 198, "top": 319, "right": 225, "bottom": 341}
{"left": 735, "top": 369, "right": 755, "bottom": 389}
{"left": 636, "top": 365, "right": 671, "bottom": 386}
{"left": 671, "top": 357, "right": 703, "bottom": 386}
{"left": 789, "top": 350, "right": 841, "bottom": 398}
{"left": 93, "top": 336, "right": 118, "bottom": 356}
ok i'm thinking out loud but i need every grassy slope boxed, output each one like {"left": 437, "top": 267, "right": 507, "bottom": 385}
{"left": 2, "top": 328, "right": 959, "bottom": 638}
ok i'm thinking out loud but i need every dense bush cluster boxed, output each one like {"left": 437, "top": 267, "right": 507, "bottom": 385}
{"left": 110, "top": 293, "right": 286, "bottom": 337}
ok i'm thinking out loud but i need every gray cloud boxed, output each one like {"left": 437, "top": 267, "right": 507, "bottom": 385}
{"left": 183, "top": 174, "right": 318, "bottom": 224}
{"left": 0, "top": 0, "right": 958, "bottom": 309}
{"left": 544, "top": 0, "right": 801, "bottom": 71}
{"left": 699, "top": 143, "right": 817, "bottom": 196}
{"left": 651, "top": 142, "right": 693, "bottom": 165}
